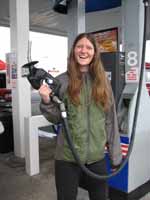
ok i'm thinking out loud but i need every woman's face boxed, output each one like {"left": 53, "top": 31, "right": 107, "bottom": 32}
{"left": 74, "top": 37, "right": 95, "bottom": 67}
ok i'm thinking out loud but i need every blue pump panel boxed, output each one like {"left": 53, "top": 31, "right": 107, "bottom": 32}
{"left": 105, "top": 136, "right": 129, "bottom": 192}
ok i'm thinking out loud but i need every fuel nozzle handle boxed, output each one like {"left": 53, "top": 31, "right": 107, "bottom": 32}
{"left": 22, "top": 61, "right": 61, "bottom": 95}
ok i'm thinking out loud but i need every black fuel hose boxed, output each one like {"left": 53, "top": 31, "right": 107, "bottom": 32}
{"left": 52, "top": 0, "right": 149, "bottom": 180}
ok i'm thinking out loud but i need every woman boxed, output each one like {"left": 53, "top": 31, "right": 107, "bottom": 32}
{"left": 39, "top": 33, "right": 122, "bottom": 200}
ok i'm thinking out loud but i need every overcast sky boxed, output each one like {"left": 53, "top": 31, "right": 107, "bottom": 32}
{"left": 0, "top": 26, "right": 68, "bottom": 75}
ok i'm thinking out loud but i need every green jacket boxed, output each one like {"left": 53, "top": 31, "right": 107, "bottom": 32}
{"left": 40, "top": 72, "right": 122, "bottom": 166}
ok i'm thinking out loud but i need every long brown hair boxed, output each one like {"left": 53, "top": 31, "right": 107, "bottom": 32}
{"left": 67, "top": 33, "right": 111, "bottom": 111}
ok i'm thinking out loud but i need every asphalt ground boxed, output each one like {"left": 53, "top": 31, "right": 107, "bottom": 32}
{"left": 0, "top": 137, "right": 150, "bottom": 200}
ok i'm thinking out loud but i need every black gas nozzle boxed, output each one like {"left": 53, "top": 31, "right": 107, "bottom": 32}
{"left": 22, "top": 61, "right": 61, "bottom": 94}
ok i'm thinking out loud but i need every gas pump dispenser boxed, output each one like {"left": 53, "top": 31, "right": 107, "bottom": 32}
{"left": 101, "top": 52, "right": 130, "bottom": 194}
{"left": 100, "top": 48, "right": 150, "bottom": 199}
{"left": 99, "top": 1, "right": 150, "bottom": 198}
{"left": 100, "top": 47, "right": 150, "bottom": 200}
{"left": 100, "top": 52, "right": 127, "bottom": 192}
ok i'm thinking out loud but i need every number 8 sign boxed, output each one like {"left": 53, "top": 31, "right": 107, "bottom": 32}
{"left": 127, "top": 51, "right": 138, "bottom": 67}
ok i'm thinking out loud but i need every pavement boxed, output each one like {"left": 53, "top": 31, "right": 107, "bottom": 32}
{"left": 0, "top": 137, "right": 89, "bottom": 200}
{"left": 0, "top": 136, "right": 150, "bottom": 200}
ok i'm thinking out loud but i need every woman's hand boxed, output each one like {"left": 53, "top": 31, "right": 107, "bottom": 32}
{"left": 38, "top": 84, "right": 52, "bottom": 104}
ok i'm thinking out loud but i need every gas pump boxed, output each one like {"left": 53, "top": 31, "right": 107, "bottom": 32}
{"left": 100, "top": 25, "right": 150, "bottom": 200}
{"left": 100, "top": 49, "right": 150, "bottom": 200}
{"left": 100, "top": 52, "right": 130, "bottom": 196}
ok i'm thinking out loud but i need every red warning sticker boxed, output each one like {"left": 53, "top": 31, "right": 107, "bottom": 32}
{"left": 126, "top": 67, "right": 139, "bottom": 83}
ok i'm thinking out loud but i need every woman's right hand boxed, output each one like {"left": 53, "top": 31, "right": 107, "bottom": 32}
{"left": 38, "top": 84, "right": 52, "bottom": 104}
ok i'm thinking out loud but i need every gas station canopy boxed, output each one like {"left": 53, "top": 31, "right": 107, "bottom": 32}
{"left": 0, "top": 0, "right": 149, "bottom": 39}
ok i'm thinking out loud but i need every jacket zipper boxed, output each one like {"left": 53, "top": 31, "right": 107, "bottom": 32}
{"left": 84, "top": 74, "right": 90, "bottom": 163}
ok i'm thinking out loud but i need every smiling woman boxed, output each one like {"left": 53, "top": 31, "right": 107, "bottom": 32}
{"left": 39, "top": 32, "right": 122, "bottom": 200}
{"left": 74, "top": 37, "right": 95, "bottom": 71}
